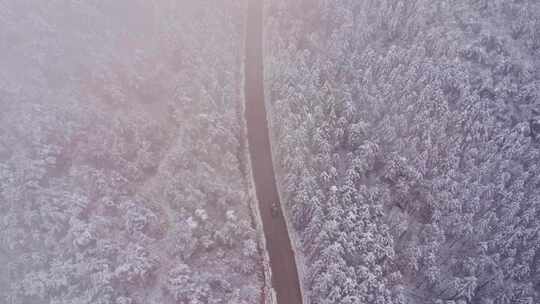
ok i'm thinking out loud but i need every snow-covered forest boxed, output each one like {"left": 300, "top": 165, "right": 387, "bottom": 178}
{"left": 2, "top": 1, "right": 540, "bottom": 304}
{"left": 0, "top": 1, "right": 264, "bottom": 304}
{"left": 265, "top": 1, "right": 540, "bottom": 303}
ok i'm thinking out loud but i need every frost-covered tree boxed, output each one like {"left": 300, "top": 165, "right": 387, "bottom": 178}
{"left": 0, "top": 1, "right": 264, "bottom": 303}
{"left": 264, "top": 0, "right": 540, "bottom": 302}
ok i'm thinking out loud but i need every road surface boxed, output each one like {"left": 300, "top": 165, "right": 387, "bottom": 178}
{"left": 244, "top": 1, "right": 304, "bottom": 304}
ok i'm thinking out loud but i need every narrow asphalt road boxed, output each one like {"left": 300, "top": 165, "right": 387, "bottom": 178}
{"left": 244, "top": 1, "right": 304, "bottom": 304}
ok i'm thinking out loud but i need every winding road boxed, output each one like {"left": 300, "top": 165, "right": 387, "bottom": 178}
{"left": 244, "top": 1, "right": 304, "bottom": 304}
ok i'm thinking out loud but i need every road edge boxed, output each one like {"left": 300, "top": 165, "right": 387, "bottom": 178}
{"left": 240, "top": 1, "right": 275, "bottom": 302}
{"left": 260, "top": 3, "right": 309, "bottom": 303}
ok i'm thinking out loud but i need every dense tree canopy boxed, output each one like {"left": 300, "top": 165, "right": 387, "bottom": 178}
{"left": 0, "top": 1, "right": 263, "bottom": 303}
{"left": 265, "top": 0, "right": 540, "bottom": 303}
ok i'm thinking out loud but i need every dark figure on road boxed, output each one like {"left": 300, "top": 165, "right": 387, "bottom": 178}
{"left": 271, "top": 202, "right": 280, "bottom": 218}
